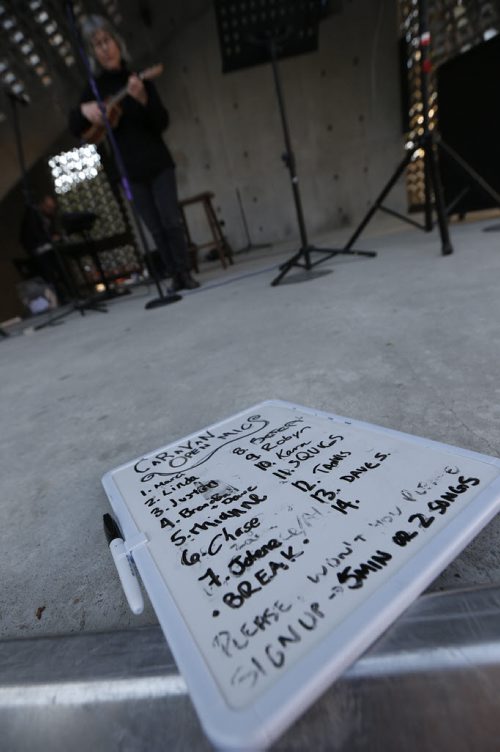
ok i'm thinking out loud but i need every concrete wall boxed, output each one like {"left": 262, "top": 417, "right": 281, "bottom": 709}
{"left": 153, "top": 0, "right": 404, "bottom": 250}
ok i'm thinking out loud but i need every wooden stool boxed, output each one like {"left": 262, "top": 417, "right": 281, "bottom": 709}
{"left": 178, "top": 191, "right": 233, "bottom": 271}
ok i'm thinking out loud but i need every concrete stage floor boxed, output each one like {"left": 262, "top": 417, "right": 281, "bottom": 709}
{"left": 1, "top": 215, "right": 500, "bottom": 640}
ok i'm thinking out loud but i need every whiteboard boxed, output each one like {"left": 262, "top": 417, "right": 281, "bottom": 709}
{"left": 102, "top": 400, "right": 500, "bottom": 750}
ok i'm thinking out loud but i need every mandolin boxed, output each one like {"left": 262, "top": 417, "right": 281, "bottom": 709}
{"left": 82, "top": 63, "right": 164, "bottom": 144}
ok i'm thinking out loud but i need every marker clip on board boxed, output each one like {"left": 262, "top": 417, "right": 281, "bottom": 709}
{"left": 103, "top": 513, "right": 144, "bottom": 615}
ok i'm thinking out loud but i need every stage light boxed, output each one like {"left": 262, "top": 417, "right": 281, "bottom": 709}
{"left": 49, "top": 145, "right": 103, "bottom": 195}
{"left": 2, "top": 17, "right": 15, "bottom": 30}
{"left": 35, "top": 11, "right": 49, "bottom": 23}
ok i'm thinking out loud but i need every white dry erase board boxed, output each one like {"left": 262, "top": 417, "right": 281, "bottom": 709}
{"left": 102, "top": 400, "right": 500, "bottom": 750}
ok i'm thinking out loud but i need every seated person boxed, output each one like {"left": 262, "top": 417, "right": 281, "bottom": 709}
{"left": 19, "top": 194, "right": 69, "bottom": 303}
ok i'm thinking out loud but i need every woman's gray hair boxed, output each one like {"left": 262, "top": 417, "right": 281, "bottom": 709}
{"left": 79, "top": 14, "right": 131, "bottom": 73}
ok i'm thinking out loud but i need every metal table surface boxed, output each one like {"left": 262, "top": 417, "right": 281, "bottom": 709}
{"left": 1, "top": 585, "right": 500, "bottom": 751}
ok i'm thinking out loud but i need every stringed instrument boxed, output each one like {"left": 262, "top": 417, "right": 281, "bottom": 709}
{"left": 82, "top": 63, "right": 164, "bottom": 145}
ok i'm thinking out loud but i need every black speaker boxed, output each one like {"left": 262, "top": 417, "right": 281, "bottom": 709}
{"left": 437, "top": 35, "right": 500, "bottom": 213}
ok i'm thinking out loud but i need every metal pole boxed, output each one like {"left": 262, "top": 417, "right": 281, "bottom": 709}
{"left": 268, "top": 39, "right": 311, "bottom": 266}
{"left": 418, "top": 0, "right": 453, "bottom": 255}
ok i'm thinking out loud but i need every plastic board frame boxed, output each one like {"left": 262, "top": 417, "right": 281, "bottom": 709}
{"left": 102, "top": 400, "right": 500, "bottom": 750}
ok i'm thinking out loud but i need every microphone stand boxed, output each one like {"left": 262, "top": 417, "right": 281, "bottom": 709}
{"left": 6, "top": 90, "right": 31, "bottom": 207}
{"left": 65, "top": 1, "right": 182, "bottom": 310}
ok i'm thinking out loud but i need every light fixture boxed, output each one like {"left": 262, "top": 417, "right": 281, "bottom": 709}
{"left": 49, "top": 145, "right": 103, "bottom": 194}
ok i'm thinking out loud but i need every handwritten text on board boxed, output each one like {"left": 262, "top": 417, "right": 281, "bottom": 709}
{"left": 112, "top": 405, "right": 498, "bottom": 708}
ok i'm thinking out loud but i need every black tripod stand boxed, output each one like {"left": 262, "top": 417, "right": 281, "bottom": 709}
{"left": 344, "top": 0, "right": 500, "bottom": 256}
{"left": 214, "top": 0, "right": 376, "bottom": 287}
{"left": 266, "top": 36, "right": 376, "bottom": 286}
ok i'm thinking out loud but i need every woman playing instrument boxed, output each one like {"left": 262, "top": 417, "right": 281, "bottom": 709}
{"left": 69, "top": 15, "right": 200, "bottom": 292}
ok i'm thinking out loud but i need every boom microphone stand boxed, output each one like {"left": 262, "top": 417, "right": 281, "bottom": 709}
{"left": 65, "top": 1, "right": 181, "bottom": 310}
{"left": 214, "top": 0, "right": 376, "bottom": 287}
{"left": 265, "top": 35, "right": 377, "bottom": 287}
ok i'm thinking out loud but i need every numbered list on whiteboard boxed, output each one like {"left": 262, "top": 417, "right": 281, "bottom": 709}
{"left": 112, "top": 404, "right": 499, "bottom": 708}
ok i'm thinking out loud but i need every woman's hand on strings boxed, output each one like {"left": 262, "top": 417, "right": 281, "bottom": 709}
{"left": 127, "top": 74, "right": 147, "bottom": 105}
{"left": 80, "top": 101, "right": 104, "bottom": 124}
